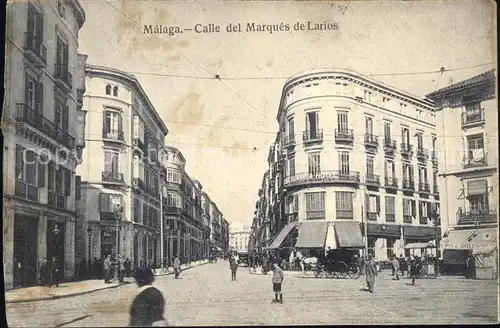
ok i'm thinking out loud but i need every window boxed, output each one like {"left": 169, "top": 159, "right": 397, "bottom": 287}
{"left": 287, "top": 117, "right": 294, "bottom": 138}
{"left": 419, "top": 201, "right": 430, "bottom": 224}
{"left": 366, "top": 156, "right": 374, "bottom": 177}
{"left": 56, "top": 36, "right": 69, "bottom": 74}
{"left": 384, "top": 122, "right": 391, "bottom": 141}
{"left": 385, "top": 196, "right": 395, "bottom": 222}
{"left": 308, "top": 153, "right": 321, "bottom": 175}
{"left": 105, "top": 85, "right": 111, "bottom": 95}
{"left": 418, "top": 166, "right": 427, "bottom": 184}
{"left": 167, "top": 168, "right": 181, "bottom": 183}
{"left": 467, "top": 134, "right": 484, "bottom": 161}
{"left": 104, "top": 151, "right": 119, "bottom": 175}
{"left": 54, "top": 100, "right": 68, "bottom": 131}
{"left": 384, "top": 159, "right": 395, "bottom": 179}
{"left": 143, "top": 204, "right": 149, "bottom": 226}
{"left": 403, "top": 163, "right": 413, "bottom": 182}
{"left": 467, "top": 180, "right": 488, "bottom": 212}
{"left": 365, "top": 116, "right": 373, "bottom": 135}
{"left": 306, "top": 111, "right": 319, "bottom": 137}
{"left": 339, "top": 152, "right": 350, "bottom": 175}
{"left": 103, "top": 110, "right": 122, "bottom": 138}
{"left": 15, "top": 146, "right": 44, "bottom": 200}
{"left": 167, "top": 192, "right": 181, "bottom": 207}
{"left": 432, "top": 136, "right": 436, "bottom": 151}
{"left": 305, "top": 192, "right": 325, "bottom": 220}
{"left": 288, "top": 156, "right": 295, "bottom": 177}
{"left": 113, "top": 86, "right": 119, "bottom": 97}
{"left": 336, "top": 192, "right": 353, "bottom": 219}
{"left": 337, "top": 111, "right": 348, "bottom": 132}
{"left": 99, "top": 193, "right": 122, "bottom": 212}
{"left": 24, "top": 75, "right": 44, "bottom": 116}
{"left": 133, "top": 198, "right": 141, "bottom": 223}
{"left": 465, "top": 102, "right": 481, "bottom": 120}
{"left": 403, "top": 198, "right": 412, "bottom": 223}
{"left": 416, "top": 132, "right": 423, "bottom": 149}
{"left": 75, "top": 175, "right": 81, "bottom": 200}
{"left": 27, "top": 4, "right": 44, "bottom": 44}
{"left": 402, "top": 127, "right": 410, "bottom": 145}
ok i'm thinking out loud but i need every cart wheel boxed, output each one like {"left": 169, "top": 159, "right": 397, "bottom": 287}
{"left": 349, "top": 271, "right": 360, "bottom": 280}
{"left": 337, "top": 271, "right": 346, "bottom": 279}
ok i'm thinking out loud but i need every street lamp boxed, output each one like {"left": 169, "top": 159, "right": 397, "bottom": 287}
{"left": 112, "top": 197, "right": 123, "bottom": 283}
{"left": 87, "top": 225, "right": 92, "bottom": 278}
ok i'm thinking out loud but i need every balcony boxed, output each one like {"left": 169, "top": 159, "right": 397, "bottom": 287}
{"left": 418, "top": 182, "right": 430, "bottom": 193}
{"left": 164, "top": 206, "right": 182, "bottom": 215}
{"left": 402, "top": 179, "right": 415, "bottom": 191}
{"left": 383, "top": 139, "right": 397, "bottom": 156}
{"left": 48, "top": 191, "right": 66, "bottom": 209}
{"left": 457, "top": 209, "right": 497, "bottom": 226}
{"left": 400, "top": 143, "right": 413, "bottom": 157}
{"left": 365, "top": 174, "right": 380, "bottom": 187}
{"left": 54, "top": 64, "right": 73, "bottom": 92}
{"left": 303, "top": 129, "right": 323, "bottom": 144}
{"left": 431, "top": 151, "right": 438, "bottom": 167}
{"left": 15, "top": 180, "right": 38, "bottom": 202}
{"left": 384, "top": 177, "right": 398, "bottom": 189}
{"left": 102, "top": 128, "right": 124, "bottom": 142}
{"left": 416, "top": 147, "right": 429, "bottom": 162}
{"left": 100, "top": 212, "right": 118, "bottom": 221}
{"left": 102, "top": 171, "right": 124, "bottom": 184}
{"left": 364, "top": 133, "right": 379, "bottom": 149}
{"left": 463, "top": 152, "right": 488, "bottom": 169}
{"left": 462, "top": 109, "right": 485, "bottom": 129}
{"left": 16, "top": 103, "right": 75, "bottom": 150}
{"left": 132, "top": 137, "right": 148, "bottom": 153}
{"left": 283, "top": 134, "right": 296, "bottom": 148}
{"left": 334, "top": 129, "right": 354, "bottom": 144}
{"left": 284, "top": 171, "right": 360, "bottom": 188}
{"left": 23, "top": 32, "right": 47, "bottom": 67}
{"left": 132, "top": 178, "right": 145, "bottom": 190}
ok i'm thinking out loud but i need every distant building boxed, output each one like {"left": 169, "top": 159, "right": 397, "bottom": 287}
{"left": 426, "top": 70, "right": 498, "bottom": 277}
{"left": 229, "top": 223, "right": 251, "bottom": 252}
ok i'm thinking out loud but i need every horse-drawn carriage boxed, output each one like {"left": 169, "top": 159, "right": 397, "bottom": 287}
{"left": 300, "top": 256, "right": 360, "bottom": 279}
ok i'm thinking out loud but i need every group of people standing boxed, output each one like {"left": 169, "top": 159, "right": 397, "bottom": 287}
{"left": 38, "top": 257, "right": 62, "bottom": 287}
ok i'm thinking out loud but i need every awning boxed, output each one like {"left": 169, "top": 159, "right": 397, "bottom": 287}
{"left": 404, "top": 241, "right": 436, "bottom": 249}
{"left": 441, "top": 228, "right": 497, "bottom": 252}
{"left": 266, "top": 222, "right": 299, "bottom": 249}
{"left": 294, "top": 221, "right": 329, "bottom": 248}
{"left": 334, "top": 220, "right": 365, "bottom": 248}
{"left": 362, "top": 223, "right": 401, "bottom": 238}
{"left": 403, "top": 225, "right": 440, "bottom": 240}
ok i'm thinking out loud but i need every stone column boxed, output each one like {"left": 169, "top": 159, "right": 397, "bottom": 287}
{"left": 3, "top": 203, "right": 15, "bottom": 290}
{"left": 64, "top": 220, "right": 76, "bottom": 279}
{"left": 37, "top": 216, "right": 47, "bottom": 271}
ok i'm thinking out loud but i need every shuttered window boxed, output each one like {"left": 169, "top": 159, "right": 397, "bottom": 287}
{"left": 305, "top": 192, "right": 326, "bottom": 220}
{"left": 336, "top": 192, "right": 353, "bottom": 219}
{"left": 308, "top": 153, "right": 321, "bottom": 175}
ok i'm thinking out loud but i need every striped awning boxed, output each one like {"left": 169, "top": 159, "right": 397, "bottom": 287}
{"left": 294, "top": 221, "right": 329, "bottom": 248}
{"left": 334, "top": 220, "right": 365, "bottom": 248}
{"left": 266, "top": 222, "right": 299, "bottom": 249}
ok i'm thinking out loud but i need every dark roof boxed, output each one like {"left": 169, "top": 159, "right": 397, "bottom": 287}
{"left": 426, "top": 69, "right": 495, "bottom": 99}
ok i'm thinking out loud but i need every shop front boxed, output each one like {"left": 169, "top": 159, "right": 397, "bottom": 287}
{"left": 402, "top": 225, "right": 440, "bottom": 258}
{"left": 361, "top": 223, "right": 402, "bottom": 260}
{"left": 441, "top": 227, "right": 498, "bottom": 279}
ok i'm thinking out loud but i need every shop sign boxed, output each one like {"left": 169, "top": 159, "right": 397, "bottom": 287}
{"left": 442, "top": 243, "right": 491, "bottom": 250}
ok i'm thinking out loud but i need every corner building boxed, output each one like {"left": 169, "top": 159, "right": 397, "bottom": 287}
{"left": 3, "top": 0, "right": 86, "bottom": 289}
{"left": 262, "top": 69, "right": 440, "bottom": 260}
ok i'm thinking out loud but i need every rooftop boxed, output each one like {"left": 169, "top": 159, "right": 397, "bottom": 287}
{"left": 425, "top": 69, "right": 496, "bottom": 99}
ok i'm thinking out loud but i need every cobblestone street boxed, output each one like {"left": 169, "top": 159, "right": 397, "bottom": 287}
{"left": 6, "top": 260, "right": 498, "bottom": 326}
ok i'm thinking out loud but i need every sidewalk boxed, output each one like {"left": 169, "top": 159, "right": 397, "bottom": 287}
{"left": 5, "top": 260, "right": 210, "bottom": 304}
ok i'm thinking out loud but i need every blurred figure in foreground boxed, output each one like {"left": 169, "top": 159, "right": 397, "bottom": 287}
{"left": 129, "top": 268, "right": 167, "bottom": 327}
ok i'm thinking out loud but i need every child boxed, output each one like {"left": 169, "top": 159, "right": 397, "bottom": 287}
{"left": 271, "top": 262, "right": 284, "bottom": 304}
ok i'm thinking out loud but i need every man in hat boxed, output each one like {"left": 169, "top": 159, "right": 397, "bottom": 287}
{"left": 365, "top": 255, "right": 378, "bottom": 293}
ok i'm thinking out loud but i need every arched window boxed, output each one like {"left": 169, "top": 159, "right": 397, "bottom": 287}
{"left": 105, "top": 85, "right": 111, "bottom": 95}
{"left": 113, "top": 86, "right": 119, "bottom": 97}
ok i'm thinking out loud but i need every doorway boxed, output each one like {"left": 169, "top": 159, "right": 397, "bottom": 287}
{"left": 13, "top": 214, "right": 38, "bottom": 288}
{"left": 46, "top": 219, "right": 66, "bottom": 283}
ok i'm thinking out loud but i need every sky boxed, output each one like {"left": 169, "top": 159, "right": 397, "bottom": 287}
{"left": 78, "top": 0, "right": 495, "bottom": 227}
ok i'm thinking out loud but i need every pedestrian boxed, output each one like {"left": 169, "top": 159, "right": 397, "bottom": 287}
{"left": 124, "top": 258, "right": 131, "bottom": 277}
{"left": 354, "top": 254, "right": 362, "bottom": 275}
{"left": 119, "top": 255, "right": 126, "bottom": 283}
{"left": 399, "top": 255, "right": 406, "bottom": 277}
{"left": 230, "top": 259, "right": 238, "bottom": 281}
{"left": 173, "top": 256, "right": 181, "bottom": 279}
{"left": 104, "top": 255, "right": 112, "bottom": 283}
{"left": 410, "top": 258, "right": 419, "bottom": 286}
{"left": 50, "top": 257, "right": 60, "bottom": 287}
{"left": 271, "top": 262, "right": 284, "bottom": 304}
{"left": 149, "top": 257, "right": 156, "bottom": 274}
{"left": 39, "top": 258, "right": 50, "bottom": 286}
{"left": 129, "top": 267, "right": 167, "bottom": 327}
{"left": 262, "top": 255, "right": 268, "bottom": 275}
{"left": 365, "top": 255, "right": 377, "bottom": 293}
{"left": 391, "top": 255, "right": 400, "bottom": 280}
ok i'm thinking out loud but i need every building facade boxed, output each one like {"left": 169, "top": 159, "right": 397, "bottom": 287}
{"left": 426, "top": 70, "right": 498, "bottom": 277}
{"left": 3, "top": 0, "right": 87, "bottom": 289}
{"left": 229, "top": 223, "right": 251, "bottom": 252}
{"left": 251, "top": 69, "right": 441, "bottom": 260}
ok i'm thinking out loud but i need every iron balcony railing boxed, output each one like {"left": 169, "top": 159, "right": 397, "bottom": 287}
{"left": 335, "top": 129, "right": 354, "bottom": 142}
{"left": 284, "top": 171, "right": 360, "bottom": 187}
{"left": 384, "top": 177, "right": 398, "bottom": 188}
{"left": 418, "top": 182, "right": 430, "bottom": 192}
{"left": 416, "top": 147, "right": 429, "bottom": 161}
{"left": 16, "top": 103, "right": 75, "bottom": 149}
{"left": 100, "top": 212, "right": 118, "bottom": 221}
{"left": 102, "top": 171, "right": 124, "bottom": 184}
{"left": 102, "top": 128, "right": 124, "bottom": 141}
{"left": 303, "top": 129, "right": 324, "bottom": 143}
{"left": 24, "top": 32, "right": 47, "bottom": 64}
{"left": 336, "top": 210, "right": 354, "bottom": 220}
{"left": 164, "top": 206, "right": 182, "bottom": 215}
{"left": 463, "top": 152, "right": 488, "bottom": 169}
{"left": 283, "top": 134, "right": 296, "bottom": 147}
{"left": 365, "top": 174, "right": 380, "bottom": 186}
{"left": 384, "top": 138, "right": 397, "bottom": 152}
{"left": 48, "top": 191, "right": 66, "bottom": 209}
{"left": 385, "top": 213, "right": 396, "bottom": 223}
{"left": 54, "top": 64, "right": 73, "bottom": 90}
{"left": 457, "top": 209, "right": 497, "bottom": 226}
{"left": 364, "top": 133, "right": 379, "bottom": 147}
{"left": 132, "top": 137, "right": 148, "bottom": 153}
{"left": 403, "top": 215, "right": 412, "bottom": 224}
{"left": 402, "top": 179, "right": 415, "bottom": 191}
{"left": 400, "top": 143, "right": 413, "bottom": 156}
{"left": 462, "top": 109, "right": 485, "bottom": 128}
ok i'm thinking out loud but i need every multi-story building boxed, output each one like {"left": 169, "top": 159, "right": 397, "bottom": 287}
{"left": 221, "top": 218, "right": 230, "bottom": 253}
{"left": 229, "top": 223, "right": 251, "bottom": 252}
{"left": 76, "top": 65, "right": 168, "bottom": 269}
{"left": 209, "top": 202, "right": 223, "bottom": 252}
{"left": 251, "top": 69, "right": 441, "bottom": 260}
{"left": 426, "top": 70, "right": 498, "bottom": 277}
{"left": 201, "top": 191, "right": 212, "bottom": 257}
{"left": 3, "top": 0, "right": 86, "bottom": 289}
